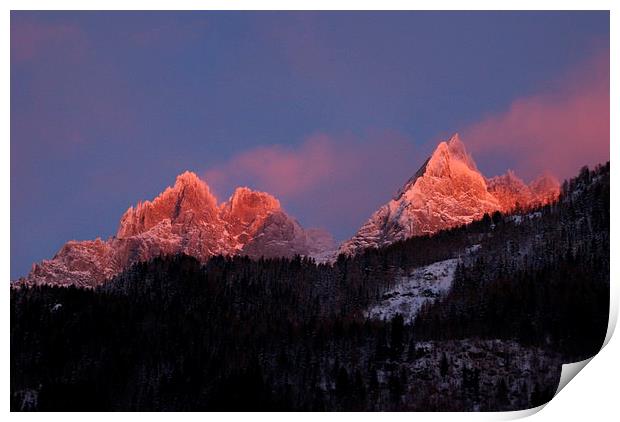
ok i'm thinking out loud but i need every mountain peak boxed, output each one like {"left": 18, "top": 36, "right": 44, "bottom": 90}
{"left": 117, "top": 171, "right": 219, "bottom": 239}
{"left": 394, "top": 134, "right": 474, "bottom": 201}
{"left": 171, "top": 171, "right": 218, "bottom": 204}
{"left": 445, "top": 133, "right": 477, "bottom": 170}
{"left": 487, "top": 170, "right": 560, "bottom": 211}
{"left": 487, "top": 171, "right": 531, "bottom": 210}
{"left": 228, "top": 187, "right": 281, "bottom": 211}
{"left": 447, "top": 132, "right": 462, "bottom": 148}
{"left": 489, "top": 169, "right": 525, "bottom": 186}
{"left": 341, "top": 134, "right": 501, "bottom": 255}
{"left": 174, "top": 171, "right": 204, "bottom": 188}
{"left": 222, "top": 187, "right": 282, "bottom": 233}
{"left": 20, "top": 171, "right": 333, "bottom": 287}
{"left": 341, "top": 133, "right": 564, "bottom": 256}
{"left": 424, "top": 134, "right": 478, "bottom": 179}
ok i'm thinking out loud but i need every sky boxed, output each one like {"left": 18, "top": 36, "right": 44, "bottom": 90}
{"left": 11, "top": 11, "right": 609, "bottom": 279}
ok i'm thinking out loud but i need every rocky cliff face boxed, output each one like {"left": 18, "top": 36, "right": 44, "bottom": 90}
{"left": 487, "top": 170, "right": 560, "bottom": 212}
{"left": 18, "top": 172, "right": 335, "bottom": 287}
{"left": 340, "top": 134, "right": 560, "bottom": 255}
{"left": 18, "top": 134, "right": 561, "bottom": 286}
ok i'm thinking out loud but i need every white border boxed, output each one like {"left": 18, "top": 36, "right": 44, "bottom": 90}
{"left": 4, "top": 2, "right": 617, "bottom": 420}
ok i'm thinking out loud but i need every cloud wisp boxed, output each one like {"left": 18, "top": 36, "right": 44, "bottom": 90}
{"left": 204, "top": 131, "right": 420, "bottom": 239}
{"left": 463, "top": 50, "right": 609, "bottom": 181}
{"left": 205, "top": 134, "right": 336, "bottom": 199}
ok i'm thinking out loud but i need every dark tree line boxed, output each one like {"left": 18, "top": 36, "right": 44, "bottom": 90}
{"left": 11, "top": 163, "right": 609, "bottom": 411}
{"left": 413, "top": 163, "right": 610, "bottom": 361}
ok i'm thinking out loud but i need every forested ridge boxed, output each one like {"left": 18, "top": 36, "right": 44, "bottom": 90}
{"left": 414, "top": 163, "right": 610, "bottom": 360}
{"left": 11, "top": 163, "right": 609, "bottom": 411}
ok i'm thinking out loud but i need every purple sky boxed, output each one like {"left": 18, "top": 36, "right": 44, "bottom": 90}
{"left": 11, "top": 11, "right": 609, "bottom": 279}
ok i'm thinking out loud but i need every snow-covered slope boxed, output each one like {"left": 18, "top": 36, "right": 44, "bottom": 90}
{"left": 18, "top": 172, "right": 335, "bottom": 287}
{"left": 366, "top": 259, "right": 459, "bottom": 323}
{"left": 339, "top": 134, "right": 560, "bottom": 255}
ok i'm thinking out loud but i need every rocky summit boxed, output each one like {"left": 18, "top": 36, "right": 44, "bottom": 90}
{"left": 18, "top": 134, "right": 561, "bottom": 286}
{"left": 339, "top": 134, "right": 560, "bottom": 255}
{"left": 18, "top": 172, "right": 335, "bottom": 288}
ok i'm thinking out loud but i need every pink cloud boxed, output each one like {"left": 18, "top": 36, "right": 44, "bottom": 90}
{"left": 11, "top": 19, "right": 86, "bottom": 63}
{"left": 205, "top": 134, "right": 336, "bottom": 199}
{"left": 463, "top": 51, "right": 609, "bottom": 181}
{"left": 204, "top": 131, "right": 421, "bottom": 238}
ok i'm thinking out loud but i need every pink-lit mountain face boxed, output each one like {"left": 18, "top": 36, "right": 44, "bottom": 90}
{"left": 18, "top": 135, "right": 561, "bottom": 287}
{"left": 339, "top": 134, "right": 560, "bottom": 255}
{"left": 18, "top": 172, "right": 336, "bottom": 288}
{"left": 487, "top": 170, "right": 560, "bottom": 212}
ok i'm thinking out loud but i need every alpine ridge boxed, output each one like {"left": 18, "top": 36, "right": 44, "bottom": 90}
{"left": 17, "top": 134, "right": 561, "bottom": 286}
{"left": 18, "top": 172, "right": 336, "bottom": 287}
{"left": 339, "top": 134, "right": 560, "bottom": 255}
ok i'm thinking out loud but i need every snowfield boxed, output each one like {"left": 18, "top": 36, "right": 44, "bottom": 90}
{"left": 366, "top": 258, "right": 459, "bottom": 323}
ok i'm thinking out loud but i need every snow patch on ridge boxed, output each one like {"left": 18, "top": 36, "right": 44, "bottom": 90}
{"left": 366, "top": 258, "right": 459, "bottom": 323}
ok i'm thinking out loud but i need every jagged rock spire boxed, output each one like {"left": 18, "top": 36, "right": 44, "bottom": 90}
{"left": 117, "top": 171, "right": 219, "bottom": 239}
{"left": 19, "top": 171, "right": 333, "bottom": 287}
{"left": 340, "top": 134, "right": 560, "bottom": 256}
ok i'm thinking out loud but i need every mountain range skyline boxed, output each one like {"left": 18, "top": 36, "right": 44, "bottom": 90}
{"left": 11, "top": 11, "right": 609, "bottom": 279}
{"left": 10, "top": 11, "right": 611, "bottom": 412}
{"left": 16, "top": 134, "right": 564, "bottom": 286}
